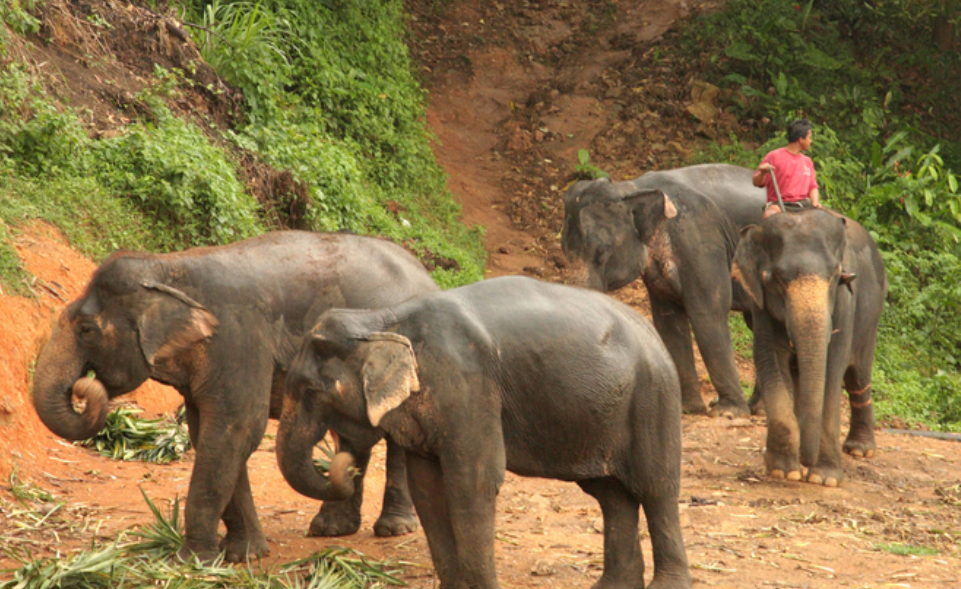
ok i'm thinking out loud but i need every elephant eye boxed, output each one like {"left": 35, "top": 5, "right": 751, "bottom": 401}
{"left": 77, "top": 322, "right": 100, "bottom": 339}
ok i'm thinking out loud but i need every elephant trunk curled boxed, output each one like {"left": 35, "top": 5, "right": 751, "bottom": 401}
{"left": 785, "top": 276, "right": 831, "bottom": 467}
{"left": 31, "top": 320, "right": 109, "bottom": 441}
{"left": 276, "top": 400, "right": 356, "bottom": 502}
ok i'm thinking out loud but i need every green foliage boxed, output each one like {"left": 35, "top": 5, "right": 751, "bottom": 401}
{"left": 91, "top": 104, "right": 264, "bottom": 246}
{"left": 79, "top": 405, "right": 192, "bottom": 464}
{"left": 0, "top": 0, "right": 42, "bottom": 43}
{"left": 0, "top": 65, "right": 88, "bottom": 177}
{"left": 677, "top": 0, "right": 961, "bottom": 429}
{"left": 727, "top": 313, "right": 753, "bottom": 361}
{"left": 190, "top": 0, "right": 293, "bottom": 120}
{"left": 574, "top": 149, "right": 610, "bottom": 180}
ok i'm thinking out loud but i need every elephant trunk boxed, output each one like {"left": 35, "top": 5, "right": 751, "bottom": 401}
{"left": 31, "top": 322, "right": 109, "bottom": 441}
{"left": 786, "top": 276, "right": 832, "bottom": 467}
{"left": 276, "top": 401, "right": 355, "bottom": 502}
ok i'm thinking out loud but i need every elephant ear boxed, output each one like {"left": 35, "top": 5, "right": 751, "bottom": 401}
{"left": 138, "top": 281, "right": 219, "bottom": 370}
{"left": 360, "top": 332, "right": 419, "bottom": 427}
{"left": 731, "top": 225, "right": 764, "bottom": 309}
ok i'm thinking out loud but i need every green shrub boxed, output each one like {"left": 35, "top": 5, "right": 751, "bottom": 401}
{"left": 91, "top": 105, "right": 264, "bottom": 246}
{"left": 0, "top": 65, "right": 89, "bottom": 177}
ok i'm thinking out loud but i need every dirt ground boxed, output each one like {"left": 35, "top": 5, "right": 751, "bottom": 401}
{"left": 2, "top": 0, "right": 961, "bottom": 587}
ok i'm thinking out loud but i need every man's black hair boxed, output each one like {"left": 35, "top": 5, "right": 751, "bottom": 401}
{"left": 787, "top": 119, "right": 813, "bottom": 143}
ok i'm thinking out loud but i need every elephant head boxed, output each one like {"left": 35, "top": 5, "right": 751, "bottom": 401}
{"left": 31, "top": 253, "right": 218, "bottom": 441}
{"left": 277, "top": 310, "right": 418, "bottom": 502}
{"left": 561, "top": 179, "right": 677, "bottom": 292}
{"left": 732, "top": 210, "right": 856, "bottom": 465}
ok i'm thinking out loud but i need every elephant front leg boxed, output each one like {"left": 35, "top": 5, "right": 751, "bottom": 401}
{"left": 373, "top": 441, "right": 419, "bottom": 537}
{"left": 650, "top": 297, "right": 705, "bottom": 414}
{"left": 182, "top": 430, "right": 268, "bottom": 562}
{"left": 405, "top": 452, "right": 464, "bottom": 589}
{"left": 755, "top": 321, "right": 805, "bottom": 480}
{"left": 308, "top": 435, "right": 371, "bottom": 537}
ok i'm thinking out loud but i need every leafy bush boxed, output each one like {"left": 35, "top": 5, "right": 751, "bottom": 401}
{"left": 0, "top": 65, "right": 88, "bottom": 177}
{"left": 92, "top": 105, "right": 264, "bottom": 246}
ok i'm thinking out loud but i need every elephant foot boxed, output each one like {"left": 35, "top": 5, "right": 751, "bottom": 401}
{"left": 220, "top": 532, "right": 270, "bottom": 563}
{"left": 646, "top": 571, "right": 695, "bottom": 589}
{"left": 748, "top": 395, "right": 765, "bottom": 417}
{"left": 307, "top": 501, "right": 361, "bottom": 537}
{"left": 843, "top": 436, "right": 876, "bottom": 459}
{"left": 709, "top": 398, "right": 750, "bottom": 419}
{"left": 769, "top": 468, "right": 804, "bottom": 481}
{"left": 765, "top": 451, "right": 806, "bottom": 481}
{"left": 682, "top": 397, "right": 709, "bottom": 415}
{"left": 177, "top": 544, "right": 217, "bottom": 564}
{"left": 373, "top": 511, "right": 419, "bottom": 537}
{"left": 806, "top": 464, "right": 845, "bottom": 487}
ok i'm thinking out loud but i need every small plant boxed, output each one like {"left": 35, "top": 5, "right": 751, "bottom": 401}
{"left": 574, "top": 149, "right": 610, "bottom": 180}
{"left": 7, "top": 466, "right": 56, "bottom": 505}
{"left": 874, "top": 542, "right": 939, "bottom": 557}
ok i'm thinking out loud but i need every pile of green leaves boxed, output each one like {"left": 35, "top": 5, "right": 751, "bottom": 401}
{"left": 79, "top": 406, "right": 191, "bottom": 464}
{"left": 1, "top": 491, "right": 407, "bottom": 588}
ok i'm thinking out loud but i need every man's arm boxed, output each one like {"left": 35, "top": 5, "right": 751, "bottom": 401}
{"left": 753, "top": 162, "right": 773, "bottom": 187}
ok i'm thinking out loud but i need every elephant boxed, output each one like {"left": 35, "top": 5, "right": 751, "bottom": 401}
{"left": 277, "top": 275, "right": 692, "bottom": 589}
{"left": 731, "top": 209, "right": 887, "bottom": 486}
{"left": 562, "top": 164, "right": 766, "bottom": 417}
{"left": 31, "top": 231, "right": 438, "bottom": 562}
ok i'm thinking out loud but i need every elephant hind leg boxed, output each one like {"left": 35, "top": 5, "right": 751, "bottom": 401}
{"left": 577, "top": 478, "right": 645, "bottom": 589}
{"left": 649, "top": 297, "right": 706, "bottom": 414}
{"left": 843, "top": 366, "right": 877, "bottom": 458}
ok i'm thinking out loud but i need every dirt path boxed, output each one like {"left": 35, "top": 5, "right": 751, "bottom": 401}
{"left": 2, "top": 1, "right": 961, "bottom": 588}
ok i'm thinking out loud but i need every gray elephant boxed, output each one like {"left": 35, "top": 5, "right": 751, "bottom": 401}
{"left": 562, "top": 164, "right": 766, "bottom": 416}
{"left": 276, "top": 276, "right": 692, "bottom": 589}
{"left": 31, "top": 231, "right": 438, "bottom": 561}
{"left": 732, "top": 209, "right": 886, "bottom": 486}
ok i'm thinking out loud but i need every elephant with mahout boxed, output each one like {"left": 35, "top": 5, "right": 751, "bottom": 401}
{"left": 277, "top": 275, "right": 692, "bottom": 589}
{"left": 31, "top": 231, "right": 438, "bottom": 562}
{"left": 562, "top": 164, "right": 766, "bottom": 417}
{"left": 732, "top": 209, "right": 886, "bottom": 486}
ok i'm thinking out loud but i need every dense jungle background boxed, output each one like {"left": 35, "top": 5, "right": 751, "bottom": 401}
{"left": 1, "top": 0, "right": 961, "bottom": 587}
